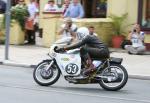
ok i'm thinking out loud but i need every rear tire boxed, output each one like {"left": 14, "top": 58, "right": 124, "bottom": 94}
{"left": 33, "top": 60, "right": 61, "bottom": 86}
{"left": 99, "top": 64, "right": 128, "bottom": 91}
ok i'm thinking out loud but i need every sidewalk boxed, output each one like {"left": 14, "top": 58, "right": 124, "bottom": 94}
{"left": 0, "top": 45, "right": 150, "bottom": 80}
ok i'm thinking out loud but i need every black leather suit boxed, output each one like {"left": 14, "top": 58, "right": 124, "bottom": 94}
{"left": 65, "top": 35, "right": 110, "bottom": 60}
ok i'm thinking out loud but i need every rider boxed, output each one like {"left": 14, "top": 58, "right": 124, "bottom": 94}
{"left": 56, "top": 27, "right": 110, "bottom": 75}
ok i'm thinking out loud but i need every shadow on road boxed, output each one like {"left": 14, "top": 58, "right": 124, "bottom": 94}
{"left": 49, "top": 85, "right": 129, "bottom": 94}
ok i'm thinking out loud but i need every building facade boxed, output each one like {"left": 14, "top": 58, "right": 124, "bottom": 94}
{"left": 20, "top": 0, "right": 150, "bottom": 48}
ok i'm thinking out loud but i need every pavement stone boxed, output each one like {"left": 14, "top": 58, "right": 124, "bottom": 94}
{"left": 0, "top": 45, "right": 150, "bottom": 80}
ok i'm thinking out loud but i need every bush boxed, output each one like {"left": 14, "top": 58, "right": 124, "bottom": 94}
{"left": 109, "top": 13, "right": 128, "bottom": 36}
{"left": 10, "top": 6, "right": 29, "bottom": 30}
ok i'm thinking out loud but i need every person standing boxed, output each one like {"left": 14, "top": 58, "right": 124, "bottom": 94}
{"left": 63, "top": 0, "right": 84, "bottom": 19}
{"left": 125, "top": 24, "right": 146, "bottom": 54}
{"left": 62, "top": 0, "right": 70, "bottom": 15}
{"left": 25, "top": 0, "right": 39, "bottom": 44}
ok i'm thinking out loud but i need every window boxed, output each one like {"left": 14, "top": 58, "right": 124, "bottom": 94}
{"left": 93, "top": 0, "right": 107, "bottom": 18}
{"left": 138, "top": 0, "right": 150, "bottom": 30}
{"left": 82, "top": 0, "right": 107, "bottom": 18}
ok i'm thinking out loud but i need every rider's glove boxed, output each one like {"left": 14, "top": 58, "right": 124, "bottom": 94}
{"left": 55, "top": 47, "right": 66, "bottom": 53}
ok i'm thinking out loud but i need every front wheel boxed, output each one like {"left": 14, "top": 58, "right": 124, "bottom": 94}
{"left": 33, "top": 60, "right": 61, "bottom": 86}
{"left": 99, "top": 64, "right": 128, "bottom": 91}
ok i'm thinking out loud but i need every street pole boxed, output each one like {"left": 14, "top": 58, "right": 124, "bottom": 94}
{"left": 5, "top": 0, "right": 11, "bottom": 60}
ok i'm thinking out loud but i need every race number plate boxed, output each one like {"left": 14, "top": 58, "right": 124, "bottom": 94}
{"left": 65, "top": 63, "right": 79, "bottom": 74}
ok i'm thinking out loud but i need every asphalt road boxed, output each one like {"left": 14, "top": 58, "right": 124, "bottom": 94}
{"left": 0, "top": 65, "right": 150, "bottom": 103}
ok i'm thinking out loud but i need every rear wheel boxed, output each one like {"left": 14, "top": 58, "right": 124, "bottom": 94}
{"left": 99, "top": 64, "right": 128, "bottom": 91}
{"left": 33, "top": 60, "right": 61, "bottom": 86}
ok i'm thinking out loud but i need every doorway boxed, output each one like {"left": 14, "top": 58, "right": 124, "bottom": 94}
{"left": 81, "top": 0, "right": 107, "bottom": 18}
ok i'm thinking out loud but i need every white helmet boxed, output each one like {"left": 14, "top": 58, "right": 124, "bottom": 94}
{"left": 76, "top": 27, "right": 89, "bottom": 40}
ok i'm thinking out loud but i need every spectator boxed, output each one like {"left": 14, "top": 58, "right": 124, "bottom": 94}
{"left": 25, "top": 0, "right": 39, "bottom": 44}
{"left": 57, "top": 17, "right": 77, "bottom": 41}
{"left": 62, "top": 0, "right": 70, "bottom": 15}
{"left": 125, "top": 24, "right": 146, "bottom": 55}
{"left": 35, "top": 0, "right": 39, "bottom": 8}
{"left": 27, "top": 0, "right": 38, "bottom": 19}
{"left": 44, "top": 0, "right": 59, "bottom": 12}
{"left": 63, "top": 0, "right": 84, "bottom": 19}
{"left": 15, "top": 0, "right": 26, "bottom": 8}
{"left": 0, "top": 0, "right": 6, "bottom": 13}
{"left": 88, "top": 26, "right": 98, "bottom": 36}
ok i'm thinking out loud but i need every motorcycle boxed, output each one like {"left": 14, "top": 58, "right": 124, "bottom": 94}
{"left": 33, "top": 37, "right": 128, "bottom": 91}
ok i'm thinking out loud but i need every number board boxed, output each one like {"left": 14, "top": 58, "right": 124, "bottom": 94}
{"left": 65, "top": 63, "right": 79, "bottom": 74}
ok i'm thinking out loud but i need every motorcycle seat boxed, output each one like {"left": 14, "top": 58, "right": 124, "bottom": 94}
{"left": 91, "top": 57, "right": 108, "bottom": 61}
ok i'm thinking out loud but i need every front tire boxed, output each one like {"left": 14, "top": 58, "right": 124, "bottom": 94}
{"left": 99, "top": 64, "right": 128, "bottom": 91}
{"left": 33, "top": 60, "right": 61, "bottom": 86}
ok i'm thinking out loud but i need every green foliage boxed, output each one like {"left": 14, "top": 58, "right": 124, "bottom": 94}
{"left": 10, "top": 6, "right": 29, "bottom": 30}
{"left": 109, "top": 13, "right": 128, "bottom": 36}
{"left": 0, "top": 14, "right": 4, "bottom": 31}
{"left": 0, "top": 35, "right": 5, "bottom": 44}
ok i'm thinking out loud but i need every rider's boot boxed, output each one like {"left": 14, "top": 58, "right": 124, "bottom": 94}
{"left": 83, "top": 56, "right": 96, "bottom": 76}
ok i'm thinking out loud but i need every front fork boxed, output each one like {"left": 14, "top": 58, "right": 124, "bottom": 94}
{"left": 44, "top": 60, "right": 54, "bottom": 71}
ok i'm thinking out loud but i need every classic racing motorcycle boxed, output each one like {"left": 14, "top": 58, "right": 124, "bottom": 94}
{"left": 33, "top": 37, "right": 128, "bottom": 91}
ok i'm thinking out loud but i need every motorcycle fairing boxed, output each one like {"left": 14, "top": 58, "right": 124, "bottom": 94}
{"left": 55, "top": 53, "right": 81, "bottom": 76}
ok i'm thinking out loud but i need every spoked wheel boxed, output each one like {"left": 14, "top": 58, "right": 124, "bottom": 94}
{"left": 33, "top": 60, "right": 61, "bottom": 86}
{"left": 99, "top": 64, "right": 128, "bottom": 91}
